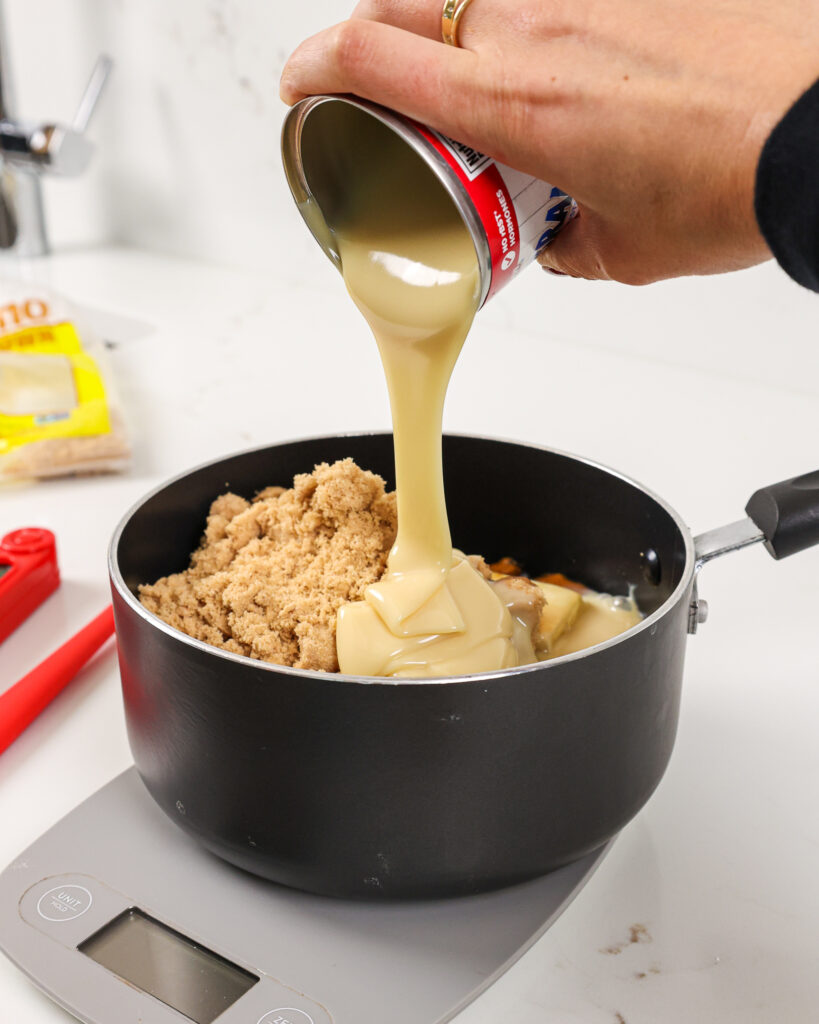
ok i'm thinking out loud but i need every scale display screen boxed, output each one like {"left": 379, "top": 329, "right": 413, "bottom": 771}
{"left": 79, "top": 907, "right": 258, "bottom": 1023}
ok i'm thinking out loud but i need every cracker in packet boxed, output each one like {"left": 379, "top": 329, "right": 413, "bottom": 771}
{"left": 0, "top": 283, "right": 130, "bottom": 480}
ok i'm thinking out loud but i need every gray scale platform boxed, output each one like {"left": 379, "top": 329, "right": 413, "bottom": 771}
{"left": 0, "top": 768, "right": 609, "bottom": 1024}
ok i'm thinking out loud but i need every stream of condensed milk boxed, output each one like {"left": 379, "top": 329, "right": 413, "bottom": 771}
{"left": 326, "top": 117, "right": 640, "bottom": 677}
{"left": 331, "top": 128, "right": 528, "bottom": 678}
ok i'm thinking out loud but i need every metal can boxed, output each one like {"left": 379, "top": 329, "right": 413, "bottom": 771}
{"left": 281, "top": 95, "right": 575, "bottom": 307}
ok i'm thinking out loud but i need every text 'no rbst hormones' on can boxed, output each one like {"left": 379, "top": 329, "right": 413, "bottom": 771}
{"left": 281, "top": 95, "right": 576, "bottom": 307}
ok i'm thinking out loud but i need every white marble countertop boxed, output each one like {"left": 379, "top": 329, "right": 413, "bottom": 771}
{"left": 0, "top": 245, "right": 817, "bottom": 1024}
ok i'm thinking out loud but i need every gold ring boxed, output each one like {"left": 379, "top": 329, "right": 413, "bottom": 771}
{"left": 442, "top": 0, "right": 474, "bottom": 46}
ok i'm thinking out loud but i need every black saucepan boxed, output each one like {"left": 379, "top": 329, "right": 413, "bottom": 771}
{"left": 109, "top": 434, "right": 819, "bottom": 899}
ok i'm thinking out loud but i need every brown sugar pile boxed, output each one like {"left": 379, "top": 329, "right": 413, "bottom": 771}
{"left": 139, "top": 459, "right": 397, "bottom": 672}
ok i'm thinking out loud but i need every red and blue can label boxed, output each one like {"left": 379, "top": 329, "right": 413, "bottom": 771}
{"left": 417, "top": 126, "right": 576, "bottom": 301}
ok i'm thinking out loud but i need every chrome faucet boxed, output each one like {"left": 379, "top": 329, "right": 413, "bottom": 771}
{"left": 0, "top": 5, "right": 111, "bottom": 257}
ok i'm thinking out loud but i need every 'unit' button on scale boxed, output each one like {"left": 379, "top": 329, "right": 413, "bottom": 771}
{"left": 36, "top": 884, "right": 93, "bottom": 922}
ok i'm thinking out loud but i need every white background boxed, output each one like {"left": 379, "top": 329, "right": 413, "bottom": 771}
{"left": 0, "top": 1, "right": 818, "bottom": 1022}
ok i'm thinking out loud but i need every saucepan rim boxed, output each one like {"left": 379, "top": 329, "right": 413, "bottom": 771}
{"left": 108, "top": 431, "right": 696, "bottom": 686}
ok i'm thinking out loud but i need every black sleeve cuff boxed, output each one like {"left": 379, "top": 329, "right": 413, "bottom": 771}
{"left": 755, "top": 77, "right": 819, "bottom": 292}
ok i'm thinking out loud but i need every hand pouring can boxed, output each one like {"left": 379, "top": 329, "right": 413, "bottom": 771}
{"left": 281, "top": 95, "right": 576, "bottom": 306}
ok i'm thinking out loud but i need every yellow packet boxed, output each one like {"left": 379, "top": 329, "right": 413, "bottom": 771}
{"left": 0, "top": 292, "right": 130, "bottom": 480}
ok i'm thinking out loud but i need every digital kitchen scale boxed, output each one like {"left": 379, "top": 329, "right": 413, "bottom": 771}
{"left": 0, "top": 768, "right": 609, "bottom": 1024}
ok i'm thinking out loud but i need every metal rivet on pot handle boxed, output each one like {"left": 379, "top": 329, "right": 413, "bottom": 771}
{"left": 745, "top": 469, "right": 819, "bottom": 560}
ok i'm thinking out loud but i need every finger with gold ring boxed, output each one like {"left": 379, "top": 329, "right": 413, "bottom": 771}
{"left": 441, "top": 0, "right": 475, "bottom": 47}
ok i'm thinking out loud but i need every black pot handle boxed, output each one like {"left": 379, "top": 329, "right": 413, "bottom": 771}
{"left": 745, "top": 469, "right": 819, "bottom": 560}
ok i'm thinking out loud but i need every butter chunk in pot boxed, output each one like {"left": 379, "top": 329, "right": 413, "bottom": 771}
{"left": 487, "top": 572, "right": 643, "bottom": 661}
{"left": 535, "top": 582, "right": 643, "bottom": 660}
{"left": 531, "top": 581, "right": 584, "bottom": 654}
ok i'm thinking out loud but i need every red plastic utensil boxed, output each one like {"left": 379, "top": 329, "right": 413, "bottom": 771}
{"left": 0, "top": 528, "right": 61, "bottom": 644}
{"left": 0, "top": 605, "right": 115, "bottom": 755}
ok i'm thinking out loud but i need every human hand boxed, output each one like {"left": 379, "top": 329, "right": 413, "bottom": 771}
{"left": 280, "top": 0, "right": 819, "bottom": 284}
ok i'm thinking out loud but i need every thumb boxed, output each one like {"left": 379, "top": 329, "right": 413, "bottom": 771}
{"left": 537, "top": 209, "right": 613, "bottom": 281}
